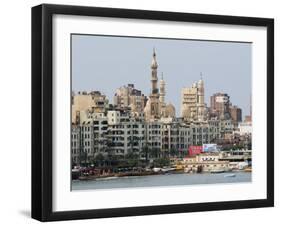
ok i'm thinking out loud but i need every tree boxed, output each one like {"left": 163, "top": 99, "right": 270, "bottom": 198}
{"left": 149, "top": 148, "right": 161, "bottom": 159}
{"left": 94, "top": 153, "right": 104, "bottom": 167}
{"left": 153, "top": 157, "right": 170, "bottom": 167}
{"left": 169, "top": 148, "right": 177, "bottom": 158}
{"left": 122, "top": 151, "right": 138, "bottom": 168}
{"left": 141, "top": 145, "right": 150, "bottom": 165}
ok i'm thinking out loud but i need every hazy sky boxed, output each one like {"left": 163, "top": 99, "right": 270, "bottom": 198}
{"left": 72, "top": 34, "right": 252, "bottom": 117}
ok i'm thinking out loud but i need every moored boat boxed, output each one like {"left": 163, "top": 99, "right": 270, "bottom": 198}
{"left": 224, "top": 173, "right": 236, "bottom": 178}
{"left": 153, "top": 167, "right": 161, "bottom": 172}
{"left": 72, "top": 168, "right": 80, "bottom": 180}
{"left": 244, "top": 167, "right": 252, "bottom": 172}
{"left": 210, "top": 169, "right": 225, "bottom": 173}
{"left": 161, "top": 167, "right": 176, "bottom": 173}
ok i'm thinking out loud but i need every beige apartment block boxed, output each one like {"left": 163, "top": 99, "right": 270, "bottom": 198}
{"left": 181, "top": 78, "right": 205, "bottom": 122}
{"left": 72, "top": 91, "right": 108, "bottom": 123}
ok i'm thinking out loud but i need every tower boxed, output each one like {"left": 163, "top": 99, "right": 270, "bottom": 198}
{"left": 197, "top": 73, "right": 205, "bottom": 121}
{"left": 151, "top": 48, "right": 159, "bottom": 94}
{"left": 144, "top": 49, "right": 161, "bottom": 120}
{"left": 159, "top": 73, "right": 166, "bottom": 105}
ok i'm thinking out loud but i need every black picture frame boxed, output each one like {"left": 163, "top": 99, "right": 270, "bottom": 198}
{"left": 32, "top": 3, "right": 274, "bottom": 222}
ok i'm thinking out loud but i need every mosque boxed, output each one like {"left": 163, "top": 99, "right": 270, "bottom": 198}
{"left": 144, "top": 49, "right": 176, "bottom": 121}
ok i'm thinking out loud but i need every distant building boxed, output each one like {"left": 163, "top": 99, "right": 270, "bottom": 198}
{"left": 209, "top": 93, "right": 231, "bottom": 120}
{"left": 183, "top": 153, "right": 229, "bottom": 173}
{"left": 244, "top": 115, "right": 252, "bottom": 123}
{"left": 181, "top": 78, "right": 205, "bottom": 121}
{"left": 146, "top": 121, "right": 162, "bottom": 157}
{"left": 71, "top": 112, "right": 109, "bottom": 164}
{"left": 107, "top": 110, "right": 146, "bottom": 156}
{"left": 114, "top": 84, "right": 147, "bottom": 113}
{"left": 72, "top": 91, "right": 108, "bottom": 123}
{"left": 229, "top": 105, "right": 242, "bottom": 125}
{"left": 160, "top": 118, "right": 189, "bottom": 157}
{"left": 71, "top": 125, "right": 81, "bottom": 164}
{"left": 189, "top": 120, "right": 221, "bottom": 145}
{"left": 238, "top": 121, "right": 252, "bottom": 135}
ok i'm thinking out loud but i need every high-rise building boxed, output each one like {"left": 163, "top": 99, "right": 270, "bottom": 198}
{"left": 71, "top": 112, "right": 108, "bottom": 164}
{"left": 107, "top": 110, "right": 146, "bottom": 156}
{"left": 72, "top": 91, "right": 108, "bottom": 123}
{"left": 229, "top": 105, "right": 242, "bottom": 125}
{"left": 113, "top": 84, "right": 147, "bottom": 113}
{"left": 161, "top": 118, "right": 190, "bottom": 157}
{"left": 181, "top": 78, "right": 205, "bottom": 121}
{"left": 209, "top": 93, "right": 231, "bottom": 120}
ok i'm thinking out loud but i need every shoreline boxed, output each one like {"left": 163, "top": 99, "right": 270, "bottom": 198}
{"left": 74, "top": 169, "right": 251, "bottom": 182}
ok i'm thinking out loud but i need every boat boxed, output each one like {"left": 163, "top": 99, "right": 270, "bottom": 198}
{"left": 152, "top": 167, "right": 161, "bottom": 172}
{"left": 71, "top": 168, "right": 80, "bottom": 180}
{"left": 224, "top": 173, "right": 236, "bottom": 178}
{"left": 210, "top": 169, "right": 225, "bottom": 173}
{"left": 161, "top": 167, "right": 176, "bottom": 173}
{"left": 244, "top": 167, "right": 252, "bottom": 172}
{"left": 95, "top": 176, "right": 118, "bottom": 181}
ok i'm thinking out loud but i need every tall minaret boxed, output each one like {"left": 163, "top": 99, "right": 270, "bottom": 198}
{"left": 159, "top": 72, "right": 166, "bottom": 105}
{"left": 145, "top": 48, "right": 160, "bottom": 120}
{"left": 197, "top": 72, "right": 205, "bottom": 121}
{"left": 151, "top": 48, "right": 159, "bottom": 95}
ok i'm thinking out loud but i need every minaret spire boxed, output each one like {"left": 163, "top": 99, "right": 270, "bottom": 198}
{"left": 146, "top": 48, "right": 160, "bottom": 120}
{"left": 150, "top": 49, "right": 158, "bottom": 95}
{"left": 151, "top": 48, "right": 158, "bottom": 69}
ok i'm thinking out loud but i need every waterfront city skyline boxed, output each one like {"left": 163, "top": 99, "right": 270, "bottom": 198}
{"left": 72, "top": 34, "right": 252, "bottom": 117}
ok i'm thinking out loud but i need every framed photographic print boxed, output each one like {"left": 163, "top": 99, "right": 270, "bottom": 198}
{"left": 32, "top": 4, "right": 274, "bottom": 221}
